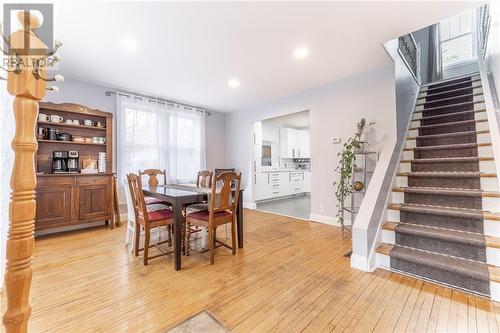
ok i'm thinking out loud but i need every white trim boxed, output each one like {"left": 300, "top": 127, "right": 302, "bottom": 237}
{"left": 243, "top": 201, "right": 257, "bottom": 209}
{"left": 309, "top": 213, "right": 339, "bottom": 226}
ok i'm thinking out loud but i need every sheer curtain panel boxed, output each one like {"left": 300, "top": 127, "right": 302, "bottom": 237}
{"left": 116, "top": 94, "right": 206, "bottom": 188}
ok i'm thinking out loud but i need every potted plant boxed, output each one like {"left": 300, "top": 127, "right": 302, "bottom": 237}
{"left": 333, "top": 118, "right": 375, "bottom": 226}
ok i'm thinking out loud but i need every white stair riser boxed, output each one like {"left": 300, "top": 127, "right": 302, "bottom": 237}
{"left": 391, "top": 191, "right": 500, "bottom": 212}
{"left": 396, "top": 176, "right": 408, "bottom": 187}
{"left": 376, "top": 252, "right": 390, "bottom": 268}
{"left": 418, "top": 87, "right": 484, "bottom": 100}
{"left": 491, "top": 282, "right": 500, "bottom": 302}
{"left": 482, "top": 177, "right": 499, "bottom": 192}
{"left": 479, "top": 145, "right": 494, "bottom": 158}
{"left": 382, "top": 229, "right": 396, "bottom": 244}
{"left": 398, "top": 160, "right": 496, "bottom": 173}
{"left": 485, "top": 219, "right": 500, "bottom": 238}
{"left": 387, "top": 208, "right": 400, "bottom": 222}
{"left": 402, "top": 150, "right": 414, "bottom": 160}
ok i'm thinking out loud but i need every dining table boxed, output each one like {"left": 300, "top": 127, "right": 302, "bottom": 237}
{"left": 142, "top": 184, "right": 245, "bottom": 270}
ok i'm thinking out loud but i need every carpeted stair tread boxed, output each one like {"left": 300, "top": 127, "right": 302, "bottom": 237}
{"left": 415, "top": 109, "right": 485, "bottom": 122}
{"left": 388, "top": 203, "right": 486, "bottom": 219}
{"left": 397, "top": 171, "right": 496, "bottom": 178}
{"left": 426, "top": 75, "right": 476, "bottom": 88}
{"left": 417, "top": 101, "right": 483, "bottom": 114}
{"left": 424, "top": 78, "right": 480, "bottom": 92}
{"left": 403, "top": 142, "right": 491, "bottom": 152}
{"left": 393, "top": 186, "right": 500, "bottom": 197}
{"left": 392, "top": 224, "right": 486, "bottom": 260}
{"left": 383, "top": 222, "right": 500, "bottom": 249}
{"left": 409, "top": 119, "right": 486, "bottom": 130}
{"left": 420, "top": 86, "right": 479, "bottom": 100}
{"left": 416, "top": 92, "right": 482, "bottom": 107}
{"left": 378, "top": 244, "right": 491, "bottom": 295}
{"left": 401, "top": 157, "right": 493, "bottom": 163}
{"left": 407, "top": 129, "right": 489, "bottom": 140}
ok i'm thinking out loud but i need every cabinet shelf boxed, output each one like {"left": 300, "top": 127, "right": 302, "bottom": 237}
{"left": 38, "top": 121, "right": 107, "bottom": 131}
{"left": 38, "top": 139, "right": 106, "bottom": 146}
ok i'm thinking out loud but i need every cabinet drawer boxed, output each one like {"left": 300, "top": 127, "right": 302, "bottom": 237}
{"left": 76, "top": 176, "right": 111, "bottom": 185}
{"left": 37, "top": 176, "right": 75, "bottom": 187}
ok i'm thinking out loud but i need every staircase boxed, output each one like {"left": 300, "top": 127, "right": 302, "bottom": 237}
{"left": 376, "top": 73, "right": 500, "bottom": 299}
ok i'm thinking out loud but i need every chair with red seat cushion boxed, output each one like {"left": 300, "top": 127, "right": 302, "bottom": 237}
{"left": 127, "top": 173, "right": 174, "bottom": 265}
{"left": 185, "top": 171, "right": 242, "bottom": 265}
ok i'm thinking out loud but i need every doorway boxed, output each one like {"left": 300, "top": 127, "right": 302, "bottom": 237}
{"left": 252, "top": 110, "right": 311, "bottom": 220}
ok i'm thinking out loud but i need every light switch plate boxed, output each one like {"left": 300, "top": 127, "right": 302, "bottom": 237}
{"left": 331, "top": 137, "right": 341, "bottom": 144}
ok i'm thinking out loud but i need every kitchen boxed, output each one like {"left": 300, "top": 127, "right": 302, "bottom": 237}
{"left": 253, "top": 110, "right": 311, "bottom": 219}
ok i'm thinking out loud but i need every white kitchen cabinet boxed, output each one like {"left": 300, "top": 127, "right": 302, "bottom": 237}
{"left": 288, "top": 171, "right": 305, "bottom": 195}
{"left": 280, "top": 128, "right": 299, "bottom": 158}
{"left": 298, "top": 130, "right": 310, "bottom": 158}
{"left": 304, "top": 170, "right": 311, "bottom": 192}
{"left": 254, "top": 172, "right": 270, "bottom": 201}
{"left": 253, "top": 122, "right": 263, "bottom": 172}
{"left": 262, "top": 123, "right": 280, "bottom": 142}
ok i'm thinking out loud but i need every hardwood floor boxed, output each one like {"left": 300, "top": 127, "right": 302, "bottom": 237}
{"left": 2, "top": 209, "right": 500, "bottom": 332}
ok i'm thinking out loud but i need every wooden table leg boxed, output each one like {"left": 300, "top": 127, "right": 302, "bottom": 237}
{"left": 173, "top": 201, "right": 183, "bottom": 270}
{"left": 237, "top": 190, "right": 244, "bottom": 248}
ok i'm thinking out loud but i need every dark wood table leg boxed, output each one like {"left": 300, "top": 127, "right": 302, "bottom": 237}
{"left": 237, "top": 190, "right": 243, "bottom": 248}
{"left": 173, "top": 201, "right": 183, "bottom": 270}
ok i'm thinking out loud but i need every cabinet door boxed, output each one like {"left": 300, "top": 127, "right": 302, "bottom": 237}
{"left": 79, "top": 184, "right": 111, "bottom": 221}
{"left": 287, "top": 128, "right": 299, "bottom": 157}
{"left": 298, "top": 130, "right": 310, "bottom": 158}
{"left": 254, "top": 172, "right": 270, "bottom": 201}
{"left": 36, "top": 186, "right": 72, "bottom": 229}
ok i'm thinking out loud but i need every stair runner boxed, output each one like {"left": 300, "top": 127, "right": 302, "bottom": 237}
{"left": 377, "top": 74, "right": 500, "bottom": 297}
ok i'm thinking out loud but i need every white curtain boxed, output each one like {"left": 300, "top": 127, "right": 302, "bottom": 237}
{"left": 116, "top": 94, "right": 206, "bottom": 186}
{"left": 0, "top": 80, "right": 14, "bottom": 288}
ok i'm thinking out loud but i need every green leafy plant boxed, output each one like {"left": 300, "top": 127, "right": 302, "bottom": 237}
{"left": 333, "top": 138, "right": 360, "bottom": 226}
{"left": 333, "top": 118, "right": 375, "bottom": 225}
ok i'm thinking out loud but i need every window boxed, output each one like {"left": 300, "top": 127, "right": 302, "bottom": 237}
{"left": 440, "top": 10, "right": 477, "bottom": 67}
{"left": 116, "top": 95, "right": 206, "bottom": 185}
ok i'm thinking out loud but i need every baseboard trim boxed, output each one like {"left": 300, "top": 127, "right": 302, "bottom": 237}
{"left": 243, "top": 202, "right": 257, "bottom": 209}
{"left": 309, "top": 213, "right": 340, "bottom": 226}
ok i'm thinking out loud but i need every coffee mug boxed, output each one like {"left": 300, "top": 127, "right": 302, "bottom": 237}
{"left": 50, "top": 115, "right": 64, "bottom": 123}
{"left": 92, "top": 136, "right": 100, "bottom": 144}
{"left": 65, "top": 119, "right": 73, "bottom": 125}
{"left": 38, "top": 113, "right": 50, "bottom": 122}
{"left": 96, "top": 121, "right": 105, "bottom": 128}
{"left": 84, "top": 120, "right": 94, "bottom": 126}
{"left": 72, "top": 119, "right": 80, "bottom": 125}
{"left": 98, "top": 137, "right": 106, "bottom": 144}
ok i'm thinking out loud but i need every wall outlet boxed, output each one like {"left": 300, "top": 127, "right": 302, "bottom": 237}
{"left": 320, "top": 205, "right": 325, "bottom": 214}
{"left": 331, "top": 137, "right": 341, "bottom": 144}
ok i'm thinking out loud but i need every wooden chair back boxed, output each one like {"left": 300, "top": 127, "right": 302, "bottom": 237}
{"left": 139, "top": 169, "right": 167, "bottom": 187}
{"left": 210, "top": 171, "right": 241, "bottom": 214}
{"left": 197, "top": 170, "right": 213, "bottom": 188}
{"left": 127, "top": 173, "right": 148, "bottom": 224}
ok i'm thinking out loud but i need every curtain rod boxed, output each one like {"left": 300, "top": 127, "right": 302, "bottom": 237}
{"left": 104, "top": 90, "right": 212, "bottom": 116}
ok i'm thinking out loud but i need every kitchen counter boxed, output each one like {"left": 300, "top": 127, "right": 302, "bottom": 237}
{"left": 259, "top": 169, "right": 309, "bottom": 173}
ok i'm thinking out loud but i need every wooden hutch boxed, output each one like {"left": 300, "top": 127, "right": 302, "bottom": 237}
{"left": 35, "top": 102, "right": 115, "bottom": 234}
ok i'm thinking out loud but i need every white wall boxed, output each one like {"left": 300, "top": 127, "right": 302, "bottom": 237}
{"left": 486, "top": 1, "right": 500, "bottom": 109}
{"left": 227, "top": 65, "right": 397, "bottom": 221}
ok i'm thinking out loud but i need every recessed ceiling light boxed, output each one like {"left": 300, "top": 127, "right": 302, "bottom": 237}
{"left": 228, "top": 78, "right": 240, "bottom": 88}
{"left": 293, "top": 46, "right": 309, "bottom": 59}
{"left": 120, "top": 36, "right": 138, "bottom": 52}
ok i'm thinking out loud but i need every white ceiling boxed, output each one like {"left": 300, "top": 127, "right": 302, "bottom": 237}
{"left": 51, "top": 1, "right": 481, "bottom": 112}
{"left": 264, "top": 110, "right": 310, "bottom": 129}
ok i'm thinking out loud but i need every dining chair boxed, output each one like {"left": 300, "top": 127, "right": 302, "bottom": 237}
{"left": 139, "top": 169, "right": 169, "bottom": 204}
{"left": 127, "top": 173, "right": 174, "bottom": 265}
{"left": 183, "top": 170, "right": 213, "bottom": 254}
{"left": 185, "top": 171, "right": 241, "bottom": 264}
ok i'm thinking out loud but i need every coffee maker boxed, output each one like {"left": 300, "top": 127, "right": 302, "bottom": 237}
{"left": 52, "top": 151, "right": 68, "bottom": 173}
{"left": 67, "top": 151, "right": 79, "bottom": 173}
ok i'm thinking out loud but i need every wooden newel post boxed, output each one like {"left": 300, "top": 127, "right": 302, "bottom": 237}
{"left": 2, "top": 11, "right": 63, "bottom": 333}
